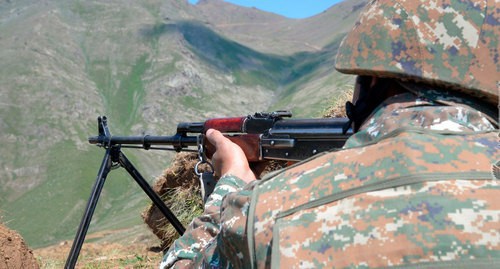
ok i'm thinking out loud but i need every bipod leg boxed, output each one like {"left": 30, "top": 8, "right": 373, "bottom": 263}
{"left": 118, "top": 151, "right": 186, "bottom": 235}
{"left": 65, "top": 147, "right": 114, "bottom": 269}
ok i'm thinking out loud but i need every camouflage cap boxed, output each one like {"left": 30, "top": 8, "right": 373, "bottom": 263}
{"left": 335, "top": 0, "right": 499, "bottom": 104}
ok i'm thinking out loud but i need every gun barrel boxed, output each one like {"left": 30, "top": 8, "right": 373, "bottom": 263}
{"left": 88, "top": 134, "right": 198, "bottom": 150}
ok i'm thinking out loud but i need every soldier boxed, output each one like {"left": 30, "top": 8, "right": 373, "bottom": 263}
{"left": 161, "top": 0, "right": 499, "bottom": 268}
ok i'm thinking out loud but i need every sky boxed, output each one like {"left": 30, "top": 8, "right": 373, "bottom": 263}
{"left": 188, "top": 0, "right": 344, "bottom": 19}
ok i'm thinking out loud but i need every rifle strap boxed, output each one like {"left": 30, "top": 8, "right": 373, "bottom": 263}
{"left": 199, "top": 172, "right": 216, "bottom": 203}
{"left": 195, "top": 134, "right": 216, "bottom": 203}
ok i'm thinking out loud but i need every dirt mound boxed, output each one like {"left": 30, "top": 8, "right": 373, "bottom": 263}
{"left": 142, "top": 152, "right": 288, "bottom": 250}
{"left": 142, "top": 152, "right": 205, "bottom": 250}
{"left": 0, "top": 223, "right": 39, "bottom": 269}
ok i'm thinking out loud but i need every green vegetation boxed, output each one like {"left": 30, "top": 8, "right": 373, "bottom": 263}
{"left": 0, "top": 0, "right": 361, "bottom": 251}
{"left": 179, "top": 21, "right": 290, "bottom": 88}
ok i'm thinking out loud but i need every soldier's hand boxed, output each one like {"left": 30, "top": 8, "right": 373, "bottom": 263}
{"left": 205, "top": 129, "right": 257, "bottom": 183}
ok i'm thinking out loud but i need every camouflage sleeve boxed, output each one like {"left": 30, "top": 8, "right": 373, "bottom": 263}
{"left": 159, "top": 174, "right": 247, "bottom": 269}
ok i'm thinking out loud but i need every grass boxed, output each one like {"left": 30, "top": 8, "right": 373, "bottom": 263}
{"left": 179, "top": 21, "right": 290, "bottom": 88}
{"left": 86, "top": 53, "right": 151, "bottom": 130}
{"left": 1, "top": 138, "right": 159, "bottom": 248}
{"left": 35, "top": 238, "right": 163, "bottom": 269}
{"left": 322, "top": 85, "right": 354, "bottom": 118}
{"left": 154, "top": 186, "right": 203, "bottom": 247}
{"left": 0, "top": 0, "right": 358, "bottom": 255}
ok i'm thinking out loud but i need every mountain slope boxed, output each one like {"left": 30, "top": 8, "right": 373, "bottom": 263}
{"left": 0, "top": 0, "right": 365, "bottom": 248}
{"left": 193, "top": 0, "right": 367, "bottom": 54}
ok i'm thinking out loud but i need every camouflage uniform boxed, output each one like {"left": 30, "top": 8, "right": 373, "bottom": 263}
{"left": 161, "top": 0, "right": 499, "bottom": 268}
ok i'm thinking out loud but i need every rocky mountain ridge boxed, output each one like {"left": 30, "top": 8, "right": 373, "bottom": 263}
{"left": 0, "top": 0, "right": 366, "bottom": 248}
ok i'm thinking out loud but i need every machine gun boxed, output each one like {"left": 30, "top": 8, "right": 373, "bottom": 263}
{"left": 65, "top": 111, "right": 352, "bottom": 268}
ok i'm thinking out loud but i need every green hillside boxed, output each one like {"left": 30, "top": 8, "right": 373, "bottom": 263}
{"left": 0, "top": 0, "right": 364, "bottom": 248}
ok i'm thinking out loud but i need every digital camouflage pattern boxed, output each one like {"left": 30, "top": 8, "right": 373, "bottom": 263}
{"left": 160, "top": 175, "right": 249, "bottom": 268}
{"left": 345, "top": 85, "right": 498, "bottom": 147}
{"left": 246, "top": 93, "right": 498, "bottom": 268}
{"left": 335, "top": 0, "right": 499, "bottom": 103}
{"left": 161, "top": 0, "right": 500, "bottom": 267}
{"left": 161, "top": 92, "right": 499, "bottom": 268}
